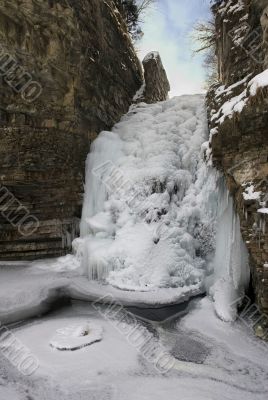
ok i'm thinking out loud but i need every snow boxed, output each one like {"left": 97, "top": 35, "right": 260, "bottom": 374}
{"left": 218, "top": 0, "right": 245, "bottom": 17}
{"left": 243, "top": 185, "right": 261, "bottom": 201}
{"left": 215, "top": 75, "right": 250, "bottom": 98}
{"left": 0, "top": 263, "right": 203, "bottom": 325}
{"left": 143, "top": 51, "right": 159, "bottom": 63}
{"left": 180, "top": 297, "right": 268, "bottom": 390}
{"left": 0, "top": 94, "right": 252, "bottom": 331}
{"left": 0, "top": 94, "right": 251, "bottom": 328}
{"left": 0, "top": 386, "right": 22, "bottom": 400}
{"left": 0, "top": 263, "right": 70, "bottom": 324}
{"left": 11, "top": 312, "right": 142, "bottom": 389}
{"left": 249, "top": 69, "right": 268, "bottom": 96}
{"left": 0, "top": 92, "right": 258, "bottom": 400}
{"left": 258, "top": 208, "right": 268, "bottom": 214}
{"left": 212, "top": 89, "right": 247, "bottom": 125}
{"left": 212, "top": 69, "right": 268, "bottom": 125}
{"left": 76, "top": 95, "right": 219, "bottom": 292}
{"left": 133, "top": 83, "right": 146, "bottom": 102}
{"left": 49, "top": 322, "right": 103, "bottom": 351}
{"left": 1, "top": 298, "right": 268, "bottom": 400}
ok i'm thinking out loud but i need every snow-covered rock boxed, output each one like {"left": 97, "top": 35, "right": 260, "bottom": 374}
{"left": 50, "top": 322, "right": 103, "bottom": 351}
{"left": 211, "top": 69, "right": 268, "bottom": 126}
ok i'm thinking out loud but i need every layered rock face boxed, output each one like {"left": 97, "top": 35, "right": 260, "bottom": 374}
{"left": 0, "top": 0, "right": 143, "bottom": 259}
{"left": 141, "top": 52, "right": 170, "bottom": 103}
{"left": 261, "top": 3, "right": 268, "bottom": 67}
{"left": 208, "top": 0, "right": 268, "bottom": 317}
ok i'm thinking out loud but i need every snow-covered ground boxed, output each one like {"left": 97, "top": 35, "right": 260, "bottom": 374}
{"left": 1, "top": 298, "right": 267, "bottom": 400}
{"left": 0, "top": 261, "right": 202, "bottom": 325}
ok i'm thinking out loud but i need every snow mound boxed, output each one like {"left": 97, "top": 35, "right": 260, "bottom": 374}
{"left": 49, "top": 322, "right": 103, "bottom": 351}
{"left": 75, "top": 95, "right": 218, "bottom": 292}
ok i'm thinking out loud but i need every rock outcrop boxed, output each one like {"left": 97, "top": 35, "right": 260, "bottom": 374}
{"left": 0, "top": 0, "right": 143, "bottom": 259}
{"left": 141, "top": 52, "right": 170, "bottom": 104}
{"left": 207, "top": 0, "right": 268, "bottom": 317}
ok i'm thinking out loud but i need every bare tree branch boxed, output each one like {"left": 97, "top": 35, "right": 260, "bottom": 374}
{"left": 192, "top": 20, "right": 216, "bottom": 53}
{"left": 118, "top": 0, "right": 157, "bottom": 40}
{"left": 136, "top": 0, "right": 156, "bottom": 15}
{"left": 192, "top": 18, "right": 218, "bottom": 86}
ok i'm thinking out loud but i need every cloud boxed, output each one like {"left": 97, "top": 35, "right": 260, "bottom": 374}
{"left": 137, "top": 0, "right": 210, "bottom": 97}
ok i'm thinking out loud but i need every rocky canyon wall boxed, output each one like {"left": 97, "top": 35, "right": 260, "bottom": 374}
{"left": 207, "top": 0, "right": 268, "bottom": 322}
{"left": 0, "top": 0, "right": 145, "bottom": 259}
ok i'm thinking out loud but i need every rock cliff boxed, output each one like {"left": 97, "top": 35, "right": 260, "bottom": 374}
{"left": 207, "top": 0, "right": 268, "bottom": 321}
{"left": 0, "top": 0, "right": 145, "bottom": 259}
{"left": 0, "top": 0, "right": 170, "bottom": 260}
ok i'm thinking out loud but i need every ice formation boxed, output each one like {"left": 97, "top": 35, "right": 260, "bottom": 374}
{"left": 74, "top": 95, "right": 219, "bottom": 291}
{"left": 210, "top": 178, "right": 250, "bottom": 322}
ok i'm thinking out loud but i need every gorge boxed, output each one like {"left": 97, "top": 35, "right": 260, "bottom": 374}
{"left": 0, "top": 0, "right": 268, "bottom": 399}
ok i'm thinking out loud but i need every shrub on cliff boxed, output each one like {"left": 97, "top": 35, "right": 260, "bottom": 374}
{"left": 193, "top": 19, "right": 218, "bottom": 87}
{"left": 118, "top": 0, "right": 156, "bottom": 40}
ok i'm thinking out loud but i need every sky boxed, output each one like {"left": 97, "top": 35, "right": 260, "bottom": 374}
{"left": 138, "top": 0, "right": 211, "bottom": 97}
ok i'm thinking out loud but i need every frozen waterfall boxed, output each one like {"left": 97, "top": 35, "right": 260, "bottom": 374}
{"left": 75, "top": 96, "right": 218, "bottom": 291}
{"left": 74, "top": 94, "right": 250, "bottom": 317}
{"left": 80, "top": 132, "right": 123, "bottom": 237}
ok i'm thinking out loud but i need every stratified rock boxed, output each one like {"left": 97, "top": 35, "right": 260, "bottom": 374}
{"left": 141, "top": 52, "right": 170, "bottom": 104}
{"left": 0, "top": 0, "right": 143, "bottom": 259}
{"left": 207, "top": 0, "right": 268, "bottom": 319}
{"left": 261, "top": 4, "right": 268, "bottom": 68}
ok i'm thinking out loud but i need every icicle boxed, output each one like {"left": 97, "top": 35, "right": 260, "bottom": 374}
{"left": 80, "top": 132, "right": 123, "bottom": 237}
{"left": 211, "top": 177, "right": 250, "bottom": 322}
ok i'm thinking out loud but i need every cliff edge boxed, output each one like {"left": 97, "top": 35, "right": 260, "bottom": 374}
{"left": 207, "top": 0, "right": 268, "bottom": 323}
